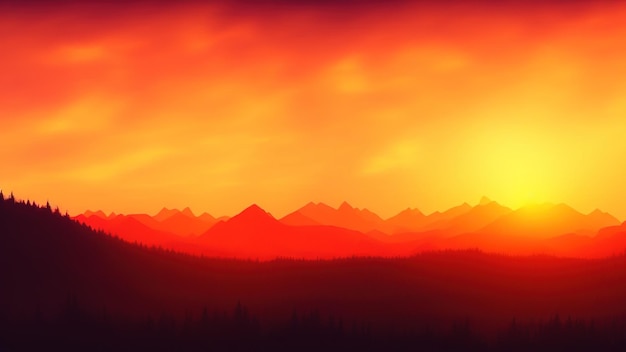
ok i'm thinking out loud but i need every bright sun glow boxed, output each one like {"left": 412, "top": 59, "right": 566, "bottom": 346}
{"left": 470, "top": 125, "right": 563, "bottom": 209}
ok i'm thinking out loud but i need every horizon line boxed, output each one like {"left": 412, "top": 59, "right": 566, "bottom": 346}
{"left": 2, "top": 190, "right": 622, "bottom": 222}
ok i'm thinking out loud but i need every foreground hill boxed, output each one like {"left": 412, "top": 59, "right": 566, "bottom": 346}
{"left": 3, "top": 197, "right": 626, "bottom": 320}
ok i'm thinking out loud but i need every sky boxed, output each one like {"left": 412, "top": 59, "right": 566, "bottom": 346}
{"left": 1, "top": 0, "right": 626, "bottom": 219}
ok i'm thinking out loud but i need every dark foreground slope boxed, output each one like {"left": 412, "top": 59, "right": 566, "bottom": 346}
{"left": 2, "top": 198, "right": 626, "bottom": 351}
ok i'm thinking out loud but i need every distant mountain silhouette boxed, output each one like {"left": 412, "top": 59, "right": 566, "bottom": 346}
{"left": 378, "top": 202, "right": 475, "bottom": 241}
{"left": 587, "top": 208, "right": 620, "bottom": 231}
{"left": 478, "top": 203, "right": 619, "bottom": 240}
{"left": 126, "top": 212, "right": 163, "bottom": 229}
{"left": 596, "top": 221, "right": 626, "bottom": 239}
{"left": 288, "top": 201, "right": 390, "bottom": 233}
{"left": 199, "top": 212, "right": 221, "bottom": 223}
{"left": 441, "top": 200, "right": 512, "bottom": 236}
{"left": 340, "top": 201, "right": 383, "bottom": 224}
{"left": 581, "top": 221, "right": 626, "bottom": 257}
{"left": 154, "top": 207, "right": 180, "bottom": 221}
{"left": 155, "top": 211, "right": 216, "bottom": 236}
{"left": 420, "top": 202, "right": 473, "bottom": 230}
{"left": 439, "top": 203, "right": 622, "bottom": 255}
{"left": 72, "top": 199, "right": 626, "bottom": 258}
{"left": 479, "top": 196, "right": 492, "bottom": 205}
{"left": 385, "top": 208, "right": 428, "bottom": 233}
{"left": 207, "top": 204, "right": 280, "bottom": 232}
{"left": 83, "top": 210, "right": 108, "bottom": 219}
{"left": 279, "top": 211, "right": 320, "bottom": 226}
{"left": 74, "top": 213, "right": 180, "bottom": 246}
{"left": 283, "top": 202, "right": 333, "bottom": 224}
{"left": 199, "top": 204, "right": 396, "bottom": 259}
{"left": 77, "top": 207, "right": 222, "bottom": 238}
{"left": 181, "top": 206, "right": 195, "bottom": 217}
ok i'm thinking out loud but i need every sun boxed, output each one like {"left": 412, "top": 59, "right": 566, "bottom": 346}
{"left": 470, "top": 126, "right": 563, "bottom": 209}
{"left": 491, "top": 144, "right": 554, "bottom": 205}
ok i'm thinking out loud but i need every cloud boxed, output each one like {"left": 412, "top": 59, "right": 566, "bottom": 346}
{"left": 362, "top": 140, "right": 421, "bottom": 175}
{"left": 325, "top": 57, "right": 371, "bottom": 94}
{"left": 66, "top": 147, "right": 175, "bottom": 182}
{"left": 49, "top": 44, "right": 108, "bottom": 64}
{"left": 36, "top": 97, "right": 120, "bottom": 136}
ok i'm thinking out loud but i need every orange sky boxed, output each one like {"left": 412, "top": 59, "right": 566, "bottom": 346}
{"left": 1, "top": 0, "right": 626, "bottom": 219}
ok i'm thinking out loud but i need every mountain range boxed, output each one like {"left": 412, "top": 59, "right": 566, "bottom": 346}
{"left": 72, "top": 198, "right": 626, "bottom": 259}
{"left": 6, "top": 196, "right": 626, "bottom": 352}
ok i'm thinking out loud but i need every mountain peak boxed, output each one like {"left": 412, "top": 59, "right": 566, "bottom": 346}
{"left": 154, "top": 207, "right": 178, "bottom": 221}
{"left": 338, "top": 201, "right": 354, "bottom": 211}
{"left": 587, "top": 208, "right": 620, "bottom": 226}
{"left": 181, "top": 207, "right": 195, "bottom": 217}
{"left": 236, "top": 204, "right": 273, "bottom": 219}
{"left": 479, "top": 196, "right": 492, "bottom": 205}
{"left": 400, "top": 207, "right": 423, "bottom": 216}
{"left": 84, "top": 210, "right": 107, "bottom": 219}
{"left": 221, "top": 204, "right": 278, "bottom": 230}
{"left": 297, "top": 202, "right": 336, "bottom": 220}
{"left": 386, "top": 207, "right": 425, "bottom": 222}
{"left": 300, "top": 201, "right": 323, "bottom": 212}
{"left": 589, "top": 208, "right": 606, "bottom": 216}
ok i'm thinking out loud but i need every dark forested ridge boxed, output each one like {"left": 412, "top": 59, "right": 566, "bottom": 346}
{"left": 3, "top": 194, "right": 626, "bottom": 351}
